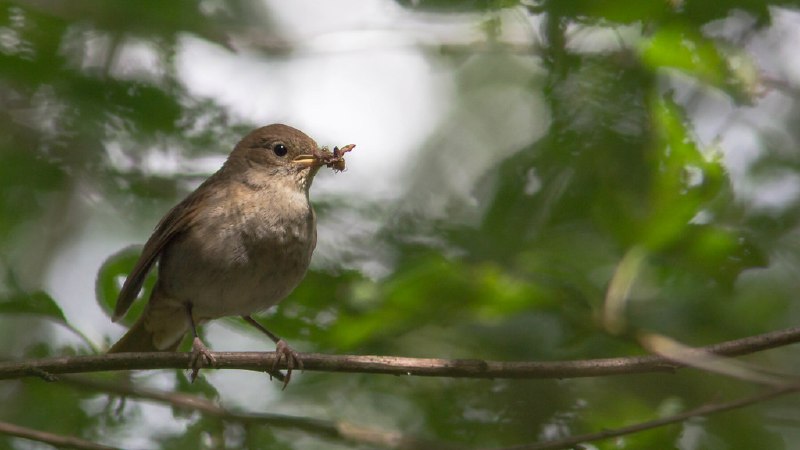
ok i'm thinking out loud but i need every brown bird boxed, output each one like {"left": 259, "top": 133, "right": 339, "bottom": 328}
{"left": 109, "top": 123, "right": 348, "bottom": 385}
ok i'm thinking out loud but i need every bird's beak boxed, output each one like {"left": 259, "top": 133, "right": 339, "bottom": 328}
{"left": 292, "top": 154, "right": 322, "bottom": 168}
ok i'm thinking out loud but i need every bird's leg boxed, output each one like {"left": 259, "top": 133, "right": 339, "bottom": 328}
{"left": 242, "top": 315, "right": 303, "bottom": 389}
{"left": 186, "top": 303, "right": 216, "bottom": 382}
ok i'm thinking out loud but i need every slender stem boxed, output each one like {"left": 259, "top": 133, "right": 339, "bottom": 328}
{"left": 64, "top": 375, "right": 453, "bottom": 450}
{"left": 60, "top": 321, "right": 101, "bottom": 354}
{"left": 0, "top": 419, "right": 117, "bottom": 450}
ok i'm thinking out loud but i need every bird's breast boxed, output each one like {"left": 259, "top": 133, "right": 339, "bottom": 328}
{"left": 156, "top": 184, "right": 317, "bottom": 319}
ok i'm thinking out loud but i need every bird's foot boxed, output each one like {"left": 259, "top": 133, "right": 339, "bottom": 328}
{"left": 270, "top": 339, "right": 303, "bottom": 390}
{"left": 188, "top": 337, "right": 217, "bottom": 382}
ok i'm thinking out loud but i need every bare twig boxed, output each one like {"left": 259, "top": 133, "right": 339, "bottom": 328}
{"left": 62, "top": 376, "right": 453, "bottom": 450}
{"left": 0, "top": 419, "right": 118, "bottom": 450}
{"left": 489, "top": 383, "right": 800, "bottom": 450}
{"left": 1, "top": 326, "right": 799, "bottom": 381}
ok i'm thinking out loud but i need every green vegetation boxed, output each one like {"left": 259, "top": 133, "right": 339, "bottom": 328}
{"left": 2, "top": 1, "right": 800, "bottom": 449}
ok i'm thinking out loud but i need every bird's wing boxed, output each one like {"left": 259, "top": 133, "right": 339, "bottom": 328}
{"left": 112, "top": 191, "right": 206, "bottom": 322}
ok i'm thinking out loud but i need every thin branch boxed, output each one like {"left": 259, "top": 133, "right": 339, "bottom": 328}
{"left": 490, "top": 383, "right": 800, "bottom": 450}
{"left": 1, "top": 326, "right": 799, "bottom": 381}
{"left": 62, "top": 376, "right": 454, "bottom": 450}
{"left": 0, "top": 420, "right": 118, "bottom": 450}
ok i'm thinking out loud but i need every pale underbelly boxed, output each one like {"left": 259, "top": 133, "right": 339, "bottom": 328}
{"left": 156, "top": 234, "right": 314, "bottom": 320}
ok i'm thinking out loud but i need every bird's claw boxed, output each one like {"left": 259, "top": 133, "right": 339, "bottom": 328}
{"left": 271, "top": 339, "right": 303, "bottom": 390}
{"left": 188, "top": 337, "right": 217, "bottom": 382}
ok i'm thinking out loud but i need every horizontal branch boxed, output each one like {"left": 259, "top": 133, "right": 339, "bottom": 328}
{"left": 1, "top": 326, "right": 799, "bottom": 381}
{"left": 64, "top": 376, "right": 454, "bottom": 450}
{"left": 0, "top": 420, "right": 116, "bottom": 450}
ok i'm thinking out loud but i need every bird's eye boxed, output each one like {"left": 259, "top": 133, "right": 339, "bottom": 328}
{"left": 273, "top": 144, "right": 288, "bottom": 157}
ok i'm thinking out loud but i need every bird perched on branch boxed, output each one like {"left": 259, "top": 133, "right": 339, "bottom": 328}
{"left": 108, "top": 123, "right": 354, "bottom": 387}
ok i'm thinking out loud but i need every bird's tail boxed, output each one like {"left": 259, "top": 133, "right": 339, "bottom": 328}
{"left": 109, "top": 316, "right": 159, "bottom": 353}
{"left": 108, "top": 308, "right": 183, "bottom": 353}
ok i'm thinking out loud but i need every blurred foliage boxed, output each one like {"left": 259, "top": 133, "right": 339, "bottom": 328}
{"left": 2, "top": 0, "right": 800, "bottom": 449}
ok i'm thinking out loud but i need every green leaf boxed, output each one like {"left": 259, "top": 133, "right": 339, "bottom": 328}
{"left": 643, "top": 94, "right": 726, "bottom": 250}
{"left": 95, "top": 245, "right": 153, "bottom": 324}
{"left": 639, "top": 25, "right": 756, "bottom": 103}
{"left": 0, "top": 290, "right": 68, "bottom": 324}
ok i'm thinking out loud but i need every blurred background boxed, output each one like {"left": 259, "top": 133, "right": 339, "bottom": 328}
{"left": 2, "top": 0, "right": 800, "bottom": 449}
